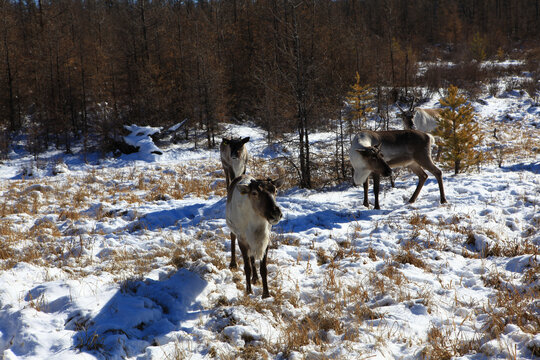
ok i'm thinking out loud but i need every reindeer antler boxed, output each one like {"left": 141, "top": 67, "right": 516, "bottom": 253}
{"left": 409, "top": 96, "right": 417, "bottom": 112}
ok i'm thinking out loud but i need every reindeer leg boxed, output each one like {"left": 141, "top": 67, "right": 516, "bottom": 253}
{"left": 373, "top": 173, "right": 381, "bottom": 210}
{"left": 423, "top": 162, "right": 447, "bottom": 204}
{"left": 363, "top": 179, "right": 370, "bottom": 208}
{"left": 238, "top": 241, "right": 252, "bottom": 295}
{"left": 415, "top": 153, "right": 447, "bottom": 204}
{"left": 225, "top": 169, "right": 231, "bottom": 190}
{"left": 229, "top": 233, "right": 237, "bottom": 269}
{"left": 260, "top": 247, "right": 270, "bottom": 299}
{"left": 407, "top": 164, "right": 428, "bottom": 203}
{"left": 250, "top": 257, "right": 258, "bottom": 284}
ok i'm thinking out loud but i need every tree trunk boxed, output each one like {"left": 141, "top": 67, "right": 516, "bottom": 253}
{"left": 339, "top": 110, "right": 345, "bottom": 179}
{"left": 454, "top": 159, "right": 460, "bottom": 175}
{"left": 292, "top": 3, "right": 311, "bottom": 189}
{"left": 3, "top": 31, "right": 16, "bottom": 131}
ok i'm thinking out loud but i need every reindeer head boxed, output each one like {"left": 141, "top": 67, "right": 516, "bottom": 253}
{"left": 221, "top": 137, "right": 250, "bottom": 159}
{"left": 238, "top": 178, "right": 283, "bottom": 225}
{"left": 355, "top": 144, "right": 392, "bottom": 177}
{"left": 397, "top": 98, "right": 417, "bottom": 130}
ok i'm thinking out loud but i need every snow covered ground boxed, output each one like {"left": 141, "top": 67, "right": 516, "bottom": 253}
{"left": 0, "top": 89, "right": 538, "bottom": 360}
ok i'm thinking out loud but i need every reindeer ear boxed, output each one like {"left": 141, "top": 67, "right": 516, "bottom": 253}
{"left": 272, "top": 178, "right": 285, "bottom": 188}
{"left": 241, "top": 137, "right": 250, "bottom": 144}
{"left": 237, "top": 184, "right": 250, "bottom": 194}
{"left": 374, "top": 143, "right": 382, "bottom": 151}
{"left": 355, "top": 148, "right": 369, "bottom": 155}
{"left": 222, "top": 138, "right": 229, "bottom": 145}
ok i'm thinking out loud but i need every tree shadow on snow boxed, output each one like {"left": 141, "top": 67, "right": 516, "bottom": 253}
{"left": 70, "top": 268, "right": 208, "bottom": 359}
{"left": 277, "top": 208, "right": 384, "bottom": 233}
{"left": 502, "top": 161, "right": 540, "bottom": 175}
{"left": 134, "top": 197, "right": 226, "bottom": 231}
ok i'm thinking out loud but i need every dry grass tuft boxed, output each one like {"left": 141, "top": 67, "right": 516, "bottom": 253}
{"left": 421, "top": 326, "right": 480, "bottom": 360}
{"left": 351, "top": 303, "right": 383, "bottom": 322}
{"left": 409, "top": 213, "right": 431, "bottom": 227}
{"left": 27, "top": 293, "right": 49, "bottom": 312}
{"left": 380, "top": 264, "right": 405, "bottom": 286}
{"left": 0, "top": 242, "right": 14, "bottom": 262}
{"left": 316, "top": 247, "right": 331, "bottom": 265}
{"left": 280, "top": 309, "right": 345, "bottom": 354}
{"left": 170, "top": 236, "right": 204, "bottom": 270}
{"left": 523, "top": 257, "right": 539, "bottom": 287}
{"left": 75, "top": 328, "right": 104, "bottom": 351}
{"left": 281, "top": 320, "right": 310, "bottom": 354}
{"left": 237, "top": 344, "right": 270, "bottom": 360}
{"left": 366, "top": 247, "right": 377, "bottom": 261}
{"left": 481, "top": 238, "right": 539, "bottom": 258}
{"left": 393, "top": 250, "right": 427, "bottom": 270}
{"left": 485, "top": 287, "right": 540, "bottom": 336}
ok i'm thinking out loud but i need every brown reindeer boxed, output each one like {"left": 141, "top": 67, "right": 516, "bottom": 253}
{"left": 226, "top": 175, "right": 283, "bottom": 298}
{"left": 350, "top": 130, "right": 447, "bottom": 209}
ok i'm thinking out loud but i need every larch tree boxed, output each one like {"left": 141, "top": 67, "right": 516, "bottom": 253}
{"left": 345, "top": 71, "right": 374, "bottom": 133}
{"left": 436, "top": 85, "right": 484, "bottom": 175}
{"left": 469, "top": 32, "right": 487, "bottom": 62}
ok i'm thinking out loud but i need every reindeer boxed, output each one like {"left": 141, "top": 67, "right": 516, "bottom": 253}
{"left": 398, "top": 101, "right": 445, "bottom": 161}
{"left": 226, "top": 175, "right": 283, "bottom": 298}
{"left": 220, "top": 136, "right": 250, "bottom": 269}
{"left": 220, "top": 137, "right": 250, "bottom": 188}
{"left": 350, "top": 130, "right": 447, "bottom": 210}
{"left": 398, "top": 105, "right": 442, "bottom": 133}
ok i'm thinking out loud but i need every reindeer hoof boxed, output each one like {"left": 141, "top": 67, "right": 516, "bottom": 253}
{"left": 251, "top": 276, "right": 259, "bottom": 284}
{"left": 229, "top": 261, "right": 237, "bottom": 269}
{"left": 262, "top": 291, "right": 270, "bottom": 299}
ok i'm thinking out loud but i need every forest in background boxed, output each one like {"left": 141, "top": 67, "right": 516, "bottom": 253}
{"left": 0, "top": 0, "right": 539, "bottom": 162}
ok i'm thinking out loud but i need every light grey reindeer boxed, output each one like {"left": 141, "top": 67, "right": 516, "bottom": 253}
{"left": 226, "top": 175, "right": 283, "bottom": 298}
{"left": 220, "top": 137, "right": 250, "bottom": 268}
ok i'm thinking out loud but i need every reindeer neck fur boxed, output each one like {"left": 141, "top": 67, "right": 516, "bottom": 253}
{"left": 350, "top": 134, "right": 377, "bottom": 185}
{"left": 229, "top": 156, "right": 247, "bottom": 179}
{"left": 226, "top": 176, "right": 272, "bottom": 261}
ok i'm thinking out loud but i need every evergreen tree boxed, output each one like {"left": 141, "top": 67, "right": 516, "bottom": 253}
{"left": 345, "top": 72, "right": 374, "bottom": 132}
{"left": 469, "top": 32, "right": 487, "bottom": 61}
{"left": 436, "top": 85, "right": 484, "bottom": 175}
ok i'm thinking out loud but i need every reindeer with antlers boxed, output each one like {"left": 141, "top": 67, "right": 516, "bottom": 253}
{"left": 397, "top": 98, "right": 445, "bottom": 161}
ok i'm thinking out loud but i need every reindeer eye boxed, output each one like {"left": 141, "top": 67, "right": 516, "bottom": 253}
{"left": 251, "top": 191, "right": 258, "bottom": 196}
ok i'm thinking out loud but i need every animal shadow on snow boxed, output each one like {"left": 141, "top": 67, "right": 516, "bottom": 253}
{"left": 70, "top": 269, "right": 208, "bottom": 359}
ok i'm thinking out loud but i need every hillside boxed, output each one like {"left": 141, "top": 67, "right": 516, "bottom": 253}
{"left": 0, "top": 89, "right": 539, "bottom": 359}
